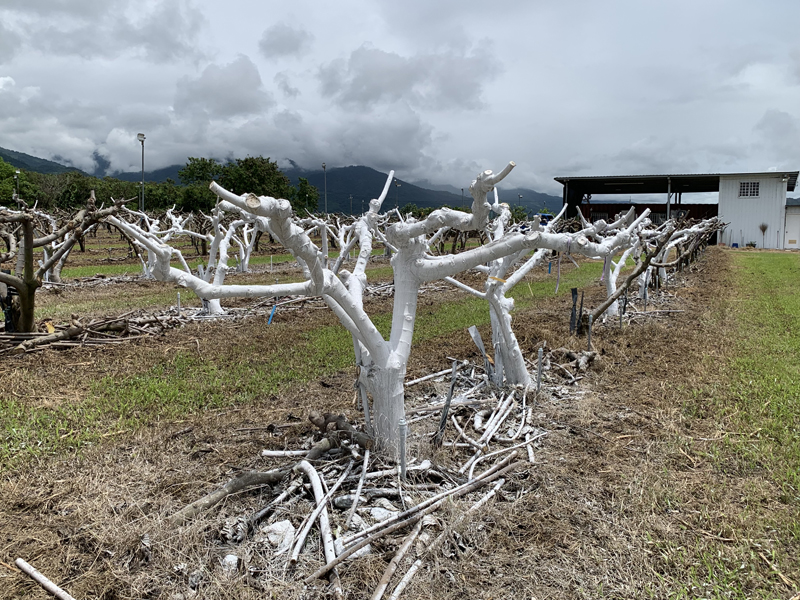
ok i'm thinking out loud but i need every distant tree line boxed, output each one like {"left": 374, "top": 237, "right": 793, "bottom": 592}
{"left": 0, "top": 155, "right": 319, "bottom": 214}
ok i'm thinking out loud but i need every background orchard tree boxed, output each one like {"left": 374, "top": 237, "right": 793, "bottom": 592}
{"left": 0, "top": 193, "right": 123, "bottom": 332}
{"left": 442, "top": 200, "right": 653, "bottom": 384}
{"left": 178, "top": 156, "right": 319, "bottom": 215}
{"left": 110, "top": 163, "right": 530, "bottom": 453}
{"left": 106, "top": 160, "right": 722, "bottom": 455}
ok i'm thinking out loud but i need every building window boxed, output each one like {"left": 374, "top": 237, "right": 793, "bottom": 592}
{"left": 739, "top": 181, "right": 760, "bottom": 197}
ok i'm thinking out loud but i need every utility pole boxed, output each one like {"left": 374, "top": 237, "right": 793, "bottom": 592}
{"left": 322, "top": 162, "right": 327, "bottom": 215}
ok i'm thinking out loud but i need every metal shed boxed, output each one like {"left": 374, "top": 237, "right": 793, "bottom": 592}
{"left": 554, "top": 171, "right": 799, "bottom": 249}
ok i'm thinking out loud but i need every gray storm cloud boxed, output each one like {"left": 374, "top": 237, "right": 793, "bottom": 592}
{"left": 174, "top": 56, "right": 274, "bottom": 118}
{"left": 754, "top": 109, "right": 800, "bottom": 165}
{"left": 0, "top": 24, "right": 22, "bottom": 64}
{"left": 0, "top": 0, "right": 797, "bottom": 193}
{"left": 3, "top": 0, "right": 207, "bottom": 63}
{"left": 259, "top": 23, "right": 314, "bottom": 58}
{"left": 317, "top": 44, "right": 497, "bottom": 111}
{"left": 274, "top": 72, "right": 301, "bottom": 98}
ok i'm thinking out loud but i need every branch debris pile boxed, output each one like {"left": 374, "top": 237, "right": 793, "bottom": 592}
{"left": 135, "top": 358, "right": 575, "bottom": 600}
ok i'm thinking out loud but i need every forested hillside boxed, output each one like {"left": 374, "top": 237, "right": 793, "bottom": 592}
{"left": 0, "top": 147, "right": 561, "bottom": 215}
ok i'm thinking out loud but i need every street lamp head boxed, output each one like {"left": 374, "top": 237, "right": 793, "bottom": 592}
{"left": 14, "top": 170, "right": 19, "bottom": 177}
{"left": 322, "top": 162, "right": 326, "bottom": 170}
{"left": 137, "top": 133, "right": 146, "bottom": 143}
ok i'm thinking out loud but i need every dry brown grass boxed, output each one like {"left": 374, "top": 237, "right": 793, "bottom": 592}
{"left": 1, "top": 248, "right": 795, "bottom": 599}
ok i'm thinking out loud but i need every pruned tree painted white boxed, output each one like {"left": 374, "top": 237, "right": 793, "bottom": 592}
{"left": 589, "top": 216, "right": 724, "bottom": 322}
{"left": 437, "top": 196, "right": 568, "bottom": 387}
{"left": 106, "top": 163, "right": 723, "bottom": 456}
{"left": 440, "top": 201, "right": 656, "bottom": 383}
{"left": 108, "top": 164, "right": 539, "bottom": 452}
{"left": 119, "top": 205, "right": 273, "bottom": 315}
{"left": 576, "top": 208, "right": 653, "bottom": 319}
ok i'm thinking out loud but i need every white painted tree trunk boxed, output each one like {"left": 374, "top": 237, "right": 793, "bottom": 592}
{"left": 602, "top": 245, "right": 635, "bottom": 319}
{"left": 638, "top": 267, "right": 651, "bottom": 300}
{"left": 439, "top": 201, "right": 568, "bottom": 387}
{"left": 364, "top": 364, "right": 406, "bottom": 449}
{"left": 488, "top": 294, "right": 530, "bottom": 386}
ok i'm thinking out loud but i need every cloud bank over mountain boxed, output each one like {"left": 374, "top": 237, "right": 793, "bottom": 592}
{"left": 0, "top": 0, "right": 798, "bottom": 194}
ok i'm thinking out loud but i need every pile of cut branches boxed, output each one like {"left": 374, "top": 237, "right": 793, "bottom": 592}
{"left": 0, "top": 311, "right": 189, "bottom": 355}
{"left": 146, "top": 362, "right": 553, "bottom": 600}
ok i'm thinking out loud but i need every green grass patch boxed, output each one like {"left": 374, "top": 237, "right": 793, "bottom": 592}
{"left": 2, "top": 260, "right": 604, "bottom": 470}
{"left": 723, "top": 252, "right": 800, "bottom": 496}
{"left": 58, "top": 249, "right": 385, "bottom": 280}
{"left": 659, "top": 250, "right": 800, "bottom": 599}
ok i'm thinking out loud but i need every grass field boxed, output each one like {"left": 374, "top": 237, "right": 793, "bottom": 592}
{"left": 725, "top": 252, "right": 800, "bottom": 497}
{"left": 661, "top": 250, "right": 800, "bottom": 599}
{"left": 2, "top": 248, "right": 799, "bottom": 599}
{"left": 1, "top": 259, "right": 602, "bottom": 470}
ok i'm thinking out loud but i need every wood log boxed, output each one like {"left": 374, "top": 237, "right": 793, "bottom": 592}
{"left": 170, "top": 468, "right": 289, "bottom": 524}
{"left": 308, "top": 411, "right": 374, "bottom": 450}
{"left": 344, "top": 448, "right": 370, "bottom": 530}
{"left": 14, "top": 558, "right": 76, "bottom": 600}
{"left": 293, "top": 461, "right": 343, "bottom": 599}
{"left": 370, "top": 519, "right": 424, "bottom": 600}
{"left": 289, "top": 461, "right": 353, "bottom": 565}
{"left": 10, "top": 324, "right": 84, "bottom": 355}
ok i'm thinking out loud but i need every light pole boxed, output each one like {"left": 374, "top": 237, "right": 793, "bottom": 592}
{"left": 349, "top": 194, "right": 353, "bottom": 215}
{"left": 322, "top": 162, "right": 327, "bottom": 215}
{"left": 137, "top": 133, "right": 146, "bottom": 213}
{"left": 394, "top": 180, "right": 401, "bottom": 208}
{"left": 13, "top": 170, "right": 20, "bottom": 207}
{"left": 461, "top": 187, "right": 464, "bottom": 208}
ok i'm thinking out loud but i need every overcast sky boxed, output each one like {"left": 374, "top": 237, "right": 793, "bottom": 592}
{"left": 0, "top": 0, "right": 798, "bottom": 195}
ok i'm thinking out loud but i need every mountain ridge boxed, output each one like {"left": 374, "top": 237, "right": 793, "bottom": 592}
{"left": 0, "top": 145, "right": 562, "bottom": 214}
{"left": 0, "top": 146, "right": 86, "bottom": 175}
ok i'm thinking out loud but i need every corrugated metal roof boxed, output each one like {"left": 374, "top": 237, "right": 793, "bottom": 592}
{"left": 554, "top": 171, "right": 798, "bottom": 195}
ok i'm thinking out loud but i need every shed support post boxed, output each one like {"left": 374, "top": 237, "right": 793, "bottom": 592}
{"left": 666, "top": 177, "right": 672, "bottom": 220}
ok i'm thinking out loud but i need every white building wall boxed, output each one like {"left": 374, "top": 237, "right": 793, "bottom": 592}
{"left": 785, "top": 206, "right": 800, "bottom": 249}
{"left": 718, "top": 175, "right": 787, "bottom": 249}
